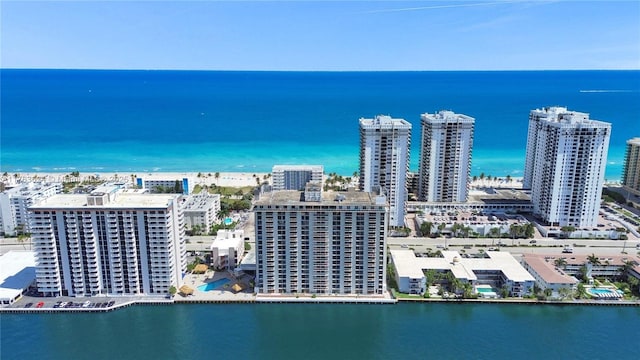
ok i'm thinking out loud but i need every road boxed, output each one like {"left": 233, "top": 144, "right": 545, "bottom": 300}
{"left": 386, "top": 236, "right": 640, "bottom": 256}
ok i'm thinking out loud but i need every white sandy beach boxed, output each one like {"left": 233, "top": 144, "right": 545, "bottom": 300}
{"left": 2, "top": 171, "right": 272, "bottom": 188}
{"left": 3, "top": 171, "right": 526, "bottom": 191}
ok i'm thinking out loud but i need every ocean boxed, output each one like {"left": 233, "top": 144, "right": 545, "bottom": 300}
{"left": 1, "top": 303, "right": 639, "bottom": 359}
{"left": 1, "top": 70, "right": 639, "bottom": 180}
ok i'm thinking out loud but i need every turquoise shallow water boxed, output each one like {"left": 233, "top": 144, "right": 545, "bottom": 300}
{"left": 1, "top": 303, "right": 639, "bottom": 359}
{"left": 1, "top": 70, "right": 638, "bottom": 179}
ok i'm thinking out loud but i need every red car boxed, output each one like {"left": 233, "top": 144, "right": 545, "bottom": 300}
{"left": 36, "top": 302, "right": 44, "bottom": 308}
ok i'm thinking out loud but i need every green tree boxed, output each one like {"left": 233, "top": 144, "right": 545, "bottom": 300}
{"left": 576, "top": 283, "right": 588, "bottom": 299}
{"left": 168, "top": 286, "right": 177, "bottom": 296}
{"left": 558, "top": 287, "right": 572, "bottom": 300}
{"left": 554, "top": 257, "right": 568, "bottom": 269}
{"left": 500, "top": 284, "right": 509, "bottom": 298}
{"left": 215, "top": 172, "right": 220, "bottom": 183}
{"left": 420, "top": 221, "right": 433, "bottom": 236}
{"left": 524, "top": 223, "right": 535, "bottom": 238}
{"left": 587, "top": 254, "right": 601, "bottom": 267}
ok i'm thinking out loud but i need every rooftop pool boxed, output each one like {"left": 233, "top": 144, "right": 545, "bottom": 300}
{"left": 197, "top": 278, "right": 231, "bottom": 292}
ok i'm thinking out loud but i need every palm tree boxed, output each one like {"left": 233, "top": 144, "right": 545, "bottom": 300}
{"left": 576, "top": 283, "right": 588, "bottom": 299}
{"left": 620, "top": 260, "right": 635, "bottom": 281}
{"left": 587, "top": 253, "right": 601, "bottom": 267}
{"left": 214, "top": 172, "right": 220, "bottom": 184}
{"left": 554, "top": 257, "right": 568, "bottom": 269}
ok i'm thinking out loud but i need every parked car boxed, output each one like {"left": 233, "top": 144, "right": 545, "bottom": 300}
{"left": 24, "top": 303, "right": 33, "bottom": 308}
{"left": 36, "top": 302, "right": 44, "bottom": 308}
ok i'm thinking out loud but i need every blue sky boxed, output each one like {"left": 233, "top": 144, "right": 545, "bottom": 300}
{"left": 1, "top": 1, "right": 639, "bottom": 70}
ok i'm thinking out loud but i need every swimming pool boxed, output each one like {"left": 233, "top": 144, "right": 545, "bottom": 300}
{"left": 587, "top": 287, "right": 622, "bottom": 298}
{"left": 476, "top": 287, "right": 497, "bottom": 293}
{"left": 197, "top": 278, "right": 231, "bottom": 292}
{"left": 224, "top": 217, "right": 233, "bottom": 226}
{"left": 589, "top": 288, "right": 614, "bottom": 295}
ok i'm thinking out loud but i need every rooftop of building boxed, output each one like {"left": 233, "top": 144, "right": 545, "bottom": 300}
{"left": 30, "top": 192, "right": 179, "bottom": 209}
{"left": 359, "top": 115, "right": 411, "bottom": 129}
{"left": 627, "top": 138, "right": 640, "bottom": 146}
{"left": 531, "top": 106, "right": 611, "bottom": 127}
{"left": 2, "top": 182, "right": 61, "bottom": 197}
{"left": 211, "top": 229, "right": 245, "bottom": 254}
{"left": 182, "top": 193, "right": 220, "bottom": 211}
{"left": 522, "top": 253, "right": 640, "bottom": 268}
{"left": 467, "top": 188, "right": 532, "bottom": 204}
{"left": 520, "top": 254, "right": 578, "bottom": 285}
{"left": 254, "top": 189, "right": 385, "bottom": 207}
{"left": 0, "top": 251, "right": 36, "bottom": 302}
{"left": 420, "top": 110, "right": 475, "bottom": 123}
{"left": 390, "top": 249, "right": 535, "bottom": 282}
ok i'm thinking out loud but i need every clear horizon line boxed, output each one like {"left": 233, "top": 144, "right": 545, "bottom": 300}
{"left": 2, "top": 67, "right": 639, "bottom": 72}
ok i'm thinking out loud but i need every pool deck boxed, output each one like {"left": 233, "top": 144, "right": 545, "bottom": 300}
{"left": 175, "top": 270, "right": 256, "bottom": 303}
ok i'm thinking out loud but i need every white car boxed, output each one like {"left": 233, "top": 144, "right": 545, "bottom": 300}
{"left": 82, "top": 301, "right": 91, "bottom": 308}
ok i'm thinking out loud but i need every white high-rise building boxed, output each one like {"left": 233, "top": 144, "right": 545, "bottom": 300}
{"left": 271, "top": 165, "right": 324, "bottom": 191}
{"left": 29, "top": 187, "right": 186, "bottom": 297}
{"left": 359, "top": 115, "right": 411, "bottom": 227}
{"left": 523, "top": 107, "right": 611, "bottom": 227}
{"left": 182, "top": 193, "right": 221, "bottom": 233}
{"left": 254, "top": 185, "right": 388, "bottom": 295}
{"left": 418, "top": 110, "right": 475, "bottom": 202}
{"left": 622, "top": 138, "right": 640, "bottom": 197}
{"left": 0, "top": 182, "right": 62, "bottom": 236}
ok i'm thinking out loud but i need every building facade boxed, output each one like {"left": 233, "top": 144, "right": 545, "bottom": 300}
{"left": 418, "top": 111, "right": 475, "bottom": 202}
{"left": 29, "top": 189, "right": 186, "bottom": 297}
{"left": 0, "top": 182, "right": 62, "bottom": 236}
{"left": 523, "top": 107, "right": 611, "bottom": 227}
{"left": 390, "top": 249, "right": 535, "bottom": 297}
{"left": 271, "top": 165, "right": 324, "bottom": 191}
{"left": 210, "top": 229, "right": 245, "bottom": 270}
{"left": 136, "top": 177, "right": 192, "bottom": 195}
{"left": 182, "top": 193, "right": 221, "bottom": 233}
{"left": 359, "top": 115, "right": 411, "bottom": 227}
{"left": 254, "top": 187, "right": 388, "bottom": 295}
{"left": 622, "top": 138, "right": 640, "bottom": 196}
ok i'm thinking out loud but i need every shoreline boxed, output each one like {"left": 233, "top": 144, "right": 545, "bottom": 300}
{"left": 2, "top": 171, "right": 623, "bottom": 190}
{"left": 2, "top": 171, "right": 272, "bottom": 188}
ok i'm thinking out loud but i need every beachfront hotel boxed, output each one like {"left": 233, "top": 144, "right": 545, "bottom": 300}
{"left": 523, "top": 107, "right": 611, "bottom": 228}
{"left": 271, "top": 165, "right": 324, "bottom": 191}
{"left": 254, "top": 183, "right": 388, "bottom": 295}
{"left": 418, "top": 110, "right": 475, "bottom": 202}
{"left": 29, "top": 185, "right": 186, "bottom": 297}
{"left": 622, "top": 137, "right": 640, "bottom": 197}
{"left": 0, "top": 182, "right": 62, "bottom": 236}
{"left": 136, "top": 176, "right": 193, "bottom": 195}
{"left": 359, "top": 115, "right": 411, "bottom": 227}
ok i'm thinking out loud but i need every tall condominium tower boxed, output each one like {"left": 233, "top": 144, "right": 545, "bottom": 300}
{"left": 418, "top": 110, "right": 475, "bottom": 202}
{"left": 254, "top": 183, "right": 388, "bottom": 295}
{"left": 271, "top": 165, "right": 324, "bottom": 191}
{"left": 523, "top": 107, "right": 611, "bottom": 227}
{"left": 622, "top": 138, "right": 640, "bottom": 197}
{"left": 359, "top": 115, "right": 411, "bottom": 227}
{"left": 29, "top": 186, "right": 186, "bottom": 297}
